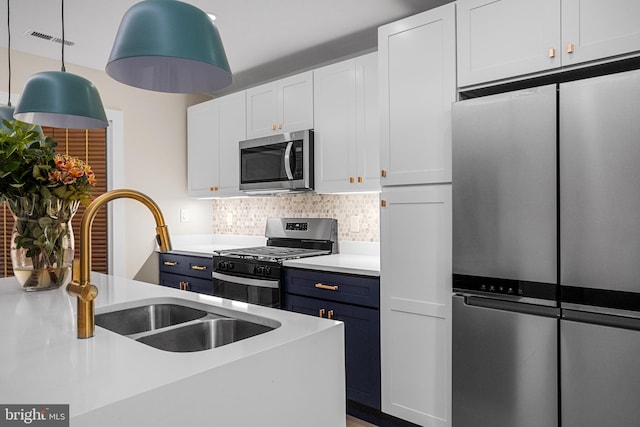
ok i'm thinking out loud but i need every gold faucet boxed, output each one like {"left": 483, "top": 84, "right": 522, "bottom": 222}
{"left": 67, "top": 189, "right": 172, "bottom": 339}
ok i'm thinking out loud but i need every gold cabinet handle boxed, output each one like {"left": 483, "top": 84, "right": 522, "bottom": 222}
{"left": 349, "top": 177, "right": 355, "bottom": 183}
{"left": 567, "top": 42, "right": 574, "bottom": 54}
{"left": 357, "top": 176, "right": 363, "bottom": 183}
{"left": 315, "top": 283, "right": 338, "bottom": 291}
{"left": 319, "top": 308, "right": 325, "bottom": 318}
{"left": 548, "top": 47, "right": 556, "bottom": 58}
{"left": 179, "top": 281, "right": 184, "bottom": 290}
{"left": 209, "top": 186, "right": 219, "bottom": 192}
{"left": 381, "top": 169, "right": 387, "bottom": 177}
{"left": 191, "top": 265, "right": 207, "bottom": 271}
{"left": 381, "top": 200, "right": 387, "bottom": 207}
{"left": 271, "top": 124, "right": 276, "bottom": 130}
{"left": 327, "top": 310, "right": 334, "bottom": 320}
{"left": 278, "top": 123, "right": 282, "bottom": 129}
{"left": 163, "top": 261, "right": 178, "bottom": 266}
{"left": 179, "top": 281, "right": 190, "bottom": 291}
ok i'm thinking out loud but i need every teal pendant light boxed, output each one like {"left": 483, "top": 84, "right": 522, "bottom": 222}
{"left": 14, "top": 0, "right": 107, "bottom": 129}
{"left": 106, "top": 0, "right": 232, "bottom": 93}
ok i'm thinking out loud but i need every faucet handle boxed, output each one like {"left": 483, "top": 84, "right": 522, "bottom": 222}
{"left": 67, "top": 281, "right": 98, "bottom": 302}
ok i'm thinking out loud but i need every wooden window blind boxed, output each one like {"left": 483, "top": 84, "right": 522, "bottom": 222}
{"left": 1, "top": 127, "right": 108, "bottom": 277}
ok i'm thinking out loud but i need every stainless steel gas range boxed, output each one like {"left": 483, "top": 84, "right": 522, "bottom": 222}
{"left": 212, "top": 218, "right": 338, "bottom": 308}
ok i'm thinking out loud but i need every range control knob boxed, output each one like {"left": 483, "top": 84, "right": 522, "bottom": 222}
{"left": 227, "top": 262, "right": 234, "bottom": 271}
{"left": 254, "top": 265, "right": 265, "bottom": 275}
{"left": 217, "top": 261, "right": 227, "bottom": 271}
{"left": 265, "top": 267, "right": 272, "bottom": 276}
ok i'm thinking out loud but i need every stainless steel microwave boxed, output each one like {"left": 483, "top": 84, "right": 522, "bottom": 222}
{"left": 239, "top": 129, "right": 314, "bottom": 195}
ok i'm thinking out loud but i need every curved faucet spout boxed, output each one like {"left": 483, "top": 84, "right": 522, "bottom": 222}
{"left": 67, "top": 189, "right": 172, "bottom": 339}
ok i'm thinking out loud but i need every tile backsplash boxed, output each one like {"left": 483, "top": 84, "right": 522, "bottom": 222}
{"left": 212, "top": 193, "right": 380, "bottom": 242}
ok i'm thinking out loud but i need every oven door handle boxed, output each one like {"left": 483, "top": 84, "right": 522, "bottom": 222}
{"left": 284, "top": 141, "right": 294, "bottom": 180}
{"left": 213, "top": 271, "right": 280, "bottom": 289}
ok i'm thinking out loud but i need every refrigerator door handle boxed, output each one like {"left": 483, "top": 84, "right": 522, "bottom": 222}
{"left": 462, "top": 295, "right": 560, "bottom": 318}
{"left": 562, "top": 308, "right": 640, "bottom": 331}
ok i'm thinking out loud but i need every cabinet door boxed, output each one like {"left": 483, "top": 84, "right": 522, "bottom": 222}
{"left": 562, "top": 0, "right": 640, "bottom": 67}
{"left": 355, "top": 52, "right": 380, "bottom": 192}
{"left": 278, "top": 71, "right": 314, "bottom": 134}
{"left": 314, "top": 58, "right": 358, "bottom": 193}
{"left": 380, "top": 184, "right": 452, "bottom": 426}
{"left": 187, "top": 100, "right": 217, "bottom": 197}
{"left": 285, "top": 294, "right": 381, "bottom": 410}
{"left": 457, "top": 0, "right": 561, "bottom": 87}
{"left": 246, "top": 82, "right": 278, "bottom": 139}
{"left": 216, "top": 91, "right": 245, "bottom": 196}
{"left": 379, "top": 4, "right": 456, "bottom": 186}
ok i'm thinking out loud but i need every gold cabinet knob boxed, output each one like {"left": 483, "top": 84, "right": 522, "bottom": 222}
{"left": 327, "top": 310, "right": 334, "bottom": 320}
{"left": 278, "top": 123, "right": 282, "bottom": 129}
{"left": 381, "top": 200, "right": 387, "bottom": 207}
{"left": 357, "top": 176, "right": 363, "bottom": 183}
{"left": 319, "top": 308, "right": 325, "bottom": 318}
{"left": 349, "top": 177, "right": 355, "bottom": 183}
{"left": 548, "top": 47, "right": 556, "bottom": 58}
{"left": 381, "top": 169, "right": 387, "bottom": 177}
{"left": 567, "top": 42, "right": 574, "bottom": 54}
{"left": 271, "top": 124, "right": 276, "bottom": 130}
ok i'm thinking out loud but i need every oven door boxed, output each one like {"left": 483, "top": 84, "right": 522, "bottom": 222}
{"left": 212, "top": 271, "right": 281, "bottom": 308}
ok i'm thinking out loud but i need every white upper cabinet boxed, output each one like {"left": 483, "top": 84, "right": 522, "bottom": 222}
{"left": 314, "top": 52, "right": 379, "bottom": 193}
{"left": 458, "top": 0, "right": 640, "bottom": 87}
{"left": 562, "top": 0, "right": 640, "bottom": 66}
{"left": 379, "top": 4, "right": 456, "bottom": 186}
{"left": 187, "top": 91, "right": 246, "bottom": 198}
{"left": 246, "top": 71, "right": 314, "bottom": 139}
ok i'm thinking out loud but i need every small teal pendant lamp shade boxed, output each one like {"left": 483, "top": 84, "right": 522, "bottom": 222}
{"left": 14, "top": 0, "right": 108, "bottom": 129}
{"left": 14, "top": 71, "right": 108, "bottom": 129}
{"left": 0, "top": 0, "right": 15, "bottom": 131}
{"left": 106, "top": 0, "right": 232, "bottom": 93}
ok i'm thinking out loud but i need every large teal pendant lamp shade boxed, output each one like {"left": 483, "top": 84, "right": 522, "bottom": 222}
{"left": 14, "top": 0, "right": 108, "bottom": 129}
{"left": 106, "top": 0, "right": 232, "bottom": 93}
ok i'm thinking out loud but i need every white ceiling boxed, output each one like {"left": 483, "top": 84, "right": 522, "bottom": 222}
{"left": 0, "top": 0, "right": 452, "bottom": 95}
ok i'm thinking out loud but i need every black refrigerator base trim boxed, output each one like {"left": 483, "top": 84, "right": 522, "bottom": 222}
{"left": 453, "top": 274, "right": 557, "bottom": 301}
{"left": 562, "top": 285, "right": 640, "bottom": 313}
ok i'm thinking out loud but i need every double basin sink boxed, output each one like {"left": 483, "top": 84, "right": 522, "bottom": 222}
{"left": 95, "top": 301, "right": 278, "bottom": 352}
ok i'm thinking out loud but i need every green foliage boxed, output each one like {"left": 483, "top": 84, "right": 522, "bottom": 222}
{"left": 0, "top": 119, "right": 58, "bottom": 200}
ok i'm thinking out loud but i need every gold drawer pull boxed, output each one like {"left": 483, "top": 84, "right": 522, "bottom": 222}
{"left": 327, "top": 310, "right": 334, "bottom": 320}
{"left": 191, "top": 265, "right": 207, "bottom": 271}
{"left": 548, "top": 47, "right": 556, "bottom": 58}
{"left": 163, "top": 261, "right": 178, "bottom": 266}
{"left": 567, "top": 42, "right": 574, "bottom": 54}
{"left": 319, "top": 308, "right": 325, "bottom": 318}
{"left": 357, "top": 176, "right": 363, "bottom": 183}
{"left": 315, "top": 283, "right": 338, "bottom": 291}
{"left": 349, "top": 177, "right": 355, "bottom": 183}
{"left": 381, "top": 169, "right": 387, "bottom": 177}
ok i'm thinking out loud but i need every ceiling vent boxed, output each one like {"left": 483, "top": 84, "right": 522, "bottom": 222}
{"left": 25, "top": 29, "right": 75, "bottom": 47}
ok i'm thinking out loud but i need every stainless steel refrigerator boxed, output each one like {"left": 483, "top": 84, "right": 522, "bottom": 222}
{"left": 452, "top": 84, "right": 560, "bottom": 427}
{"left": 559, "top": 69, "right": 640, "bottom": 427}
{"left": 453, "top": 68, "right": 640, "bottom": 427}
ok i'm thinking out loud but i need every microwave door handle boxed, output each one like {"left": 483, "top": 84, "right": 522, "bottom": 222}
{"left": 284, "top": 141, "right": 294, "bottom": 180}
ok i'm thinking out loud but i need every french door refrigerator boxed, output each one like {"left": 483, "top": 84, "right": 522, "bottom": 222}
{"left": 559, "top": 69, "right": 640, "bottom": 427}
{"left": 452, "top": 84, "right": 560, "bottom": 427}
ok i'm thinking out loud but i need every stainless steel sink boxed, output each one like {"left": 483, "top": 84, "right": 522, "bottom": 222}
{"left": 136, "top": 318, "right": 274, "bottom": 352}
{"left": 95, "top": 304, "right": 208, "bottom": 336}
{"left": 95, "top": 300, "right": 279, "bottom": 352}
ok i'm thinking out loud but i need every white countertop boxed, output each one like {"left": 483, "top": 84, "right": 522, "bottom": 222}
{"left": 0, "top": 274, "right": 345, "bottom": 426}
{"left": 283, "top": 254, "right": 380, "bottom": 277}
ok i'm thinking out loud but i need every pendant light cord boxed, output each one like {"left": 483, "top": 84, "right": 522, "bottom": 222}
{"left": 6, "top": 0, "right": 11, "bottom": 106}
{"left": 60, "top": 0, "right": 66, "bottom": 72}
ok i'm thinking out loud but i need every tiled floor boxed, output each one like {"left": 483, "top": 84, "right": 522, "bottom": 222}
{"left": 346, "top": 415, "right": 378, "bottom": 427}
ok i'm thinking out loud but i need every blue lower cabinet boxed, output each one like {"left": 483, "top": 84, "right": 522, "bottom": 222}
{"left": 284, "top": 268, "right": 381, "bottom": 410}
{"left": 159, "top": 252, "right": 213, "bottom": 295}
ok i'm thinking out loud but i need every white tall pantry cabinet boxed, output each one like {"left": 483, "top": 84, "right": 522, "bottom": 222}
{"left": 379, "top": 4, "right": 455, "bottom": 426}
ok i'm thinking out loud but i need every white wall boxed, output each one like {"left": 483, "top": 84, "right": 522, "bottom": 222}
{"left": 1, "top": 48, "right": 212, "bottom": 282}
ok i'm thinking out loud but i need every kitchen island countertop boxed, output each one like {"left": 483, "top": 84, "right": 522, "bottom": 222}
{"left": 0, "top": 273, "right": 345, "bottom": 426}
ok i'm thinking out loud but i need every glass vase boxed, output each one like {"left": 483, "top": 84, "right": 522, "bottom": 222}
{"left": 7, "top": 195, "right": 80, "bottom": 291}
